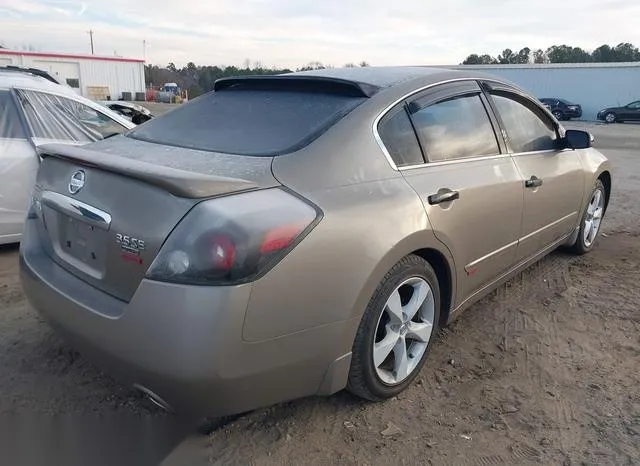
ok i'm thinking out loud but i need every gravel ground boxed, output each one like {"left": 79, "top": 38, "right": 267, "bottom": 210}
{"left": 0, "top": 122, "right": 638, "bottom": 465}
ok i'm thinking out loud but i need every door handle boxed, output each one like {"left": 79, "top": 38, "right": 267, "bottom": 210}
{"left": 525, "top": 176, "right": 543, "bottom": 188}
{"left": 428, "top": 189, "right": 460, "bottom": 205}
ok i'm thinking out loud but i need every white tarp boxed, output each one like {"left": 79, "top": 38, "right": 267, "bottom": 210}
{"left": 16, "top": 89, "right": 126, "bottom": 142}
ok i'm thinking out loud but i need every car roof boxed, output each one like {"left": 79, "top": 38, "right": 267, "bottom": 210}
{"left": 287, "top": 66, "right": 492, "bottom": 90}
{"left": 0, "top": 68, "right": 77, "bottom": 96}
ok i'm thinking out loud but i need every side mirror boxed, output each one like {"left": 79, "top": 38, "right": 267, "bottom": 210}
{"left": 564, "top": 129, "right": 591, "bottom": 149}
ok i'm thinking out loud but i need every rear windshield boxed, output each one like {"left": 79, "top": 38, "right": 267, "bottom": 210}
{"left": 128, "top": 89, "right": 366, "bottom": 156}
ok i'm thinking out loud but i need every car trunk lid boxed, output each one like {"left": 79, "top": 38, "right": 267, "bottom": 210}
{"left": 33, "top": 137, "right": 279, "bottom": 302}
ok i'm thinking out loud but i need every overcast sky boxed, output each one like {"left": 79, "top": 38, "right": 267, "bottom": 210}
{"left": 1, "top": 0, "right": 639, "bottom": 68}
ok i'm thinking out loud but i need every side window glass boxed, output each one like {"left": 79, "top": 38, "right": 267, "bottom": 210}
{"left": 377, "top": 106, "right": 424, "bottom": 167}
{"left": 491, "top": 93, "right": 558, "bottom": 153}
{"left": 410, "top": 94, "right": 500, "bottom": 162}
{"left": 16, "top": 90, "right": 127, "bottom": 142}
{"left": 0, "top": 90, "right": 27, "bottom": 139}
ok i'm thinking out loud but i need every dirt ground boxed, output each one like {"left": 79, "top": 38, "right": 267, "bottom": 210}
{"left": 0, "top": 122, "right": 639, "bottom": 465}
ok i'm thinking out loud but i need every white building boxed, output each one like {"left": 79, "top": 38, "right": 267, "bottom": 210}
{"left": 448, "top": 62, "right": 640, "bottom": 121}
{"left": 0, "top": 50, "right": 145, "bottom": 101}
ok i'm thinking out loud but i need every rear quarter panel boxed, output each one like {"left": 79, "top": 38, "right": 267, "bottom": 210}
{"left": 242, "top": 176, "right": 455, "bottom": 352}
{"left": 245, "top": 87, "right": 458, "bottom": 347}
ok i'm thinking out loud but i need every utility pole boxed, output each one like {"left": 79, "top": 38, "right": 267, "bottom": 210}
{"left": 88, "top": 30, "right": 94, "bottom": 55}
{"left": 143, "top": 39, "right": 147, "bottom": 61}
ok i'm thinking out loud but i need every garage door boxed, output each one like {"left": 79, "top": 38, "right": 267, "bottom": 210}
{"left": 32, "top": 60, "right": 81, "bottom": 94}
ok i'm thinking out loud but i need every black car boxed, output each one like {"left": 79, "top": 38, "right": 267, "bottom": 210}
{"left": 597, "top": 100, "right": 640, "bottom": 124}
{"left": 539, "top": 98, "right": 583, "bottom": 121}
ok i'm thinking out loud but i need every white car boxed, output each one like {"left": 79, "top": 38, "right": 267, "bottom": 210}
{"left": 98, "top": 100, "right": 154, "bottom": 124}
{"left": 0, "top": 66, "right": 135, "bottom": 245}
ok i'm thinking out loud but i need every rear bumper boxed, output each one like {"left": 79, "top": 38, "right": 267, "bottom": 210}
{"left": 19, "top": 219, "right": 352, "bottom": 416}
{"left": 564, "top": 108, "right": 582, "bottom": 118}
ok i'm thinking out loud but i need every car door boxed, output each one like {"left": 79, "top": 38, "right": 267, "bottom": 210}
{"left": 0, "top": 89, "right": 38, "bottom": 242}
{"left": 622, "top": 101, "right": 640, "bottom": 121}
{"left": 483, "top": 83, "right": 584, "bottom": 261}
{"left": 378, "top": 80, "right": 524, "bottom": 302}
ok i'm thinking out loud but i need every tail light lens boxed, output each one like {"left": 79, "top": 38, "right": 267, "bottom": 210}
{"left": 146, "top": 188, "right": 320, "bottom": 285}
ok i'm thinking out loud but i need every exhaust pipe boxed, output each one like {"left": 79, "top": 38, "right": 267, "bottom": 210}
{"left": 133, "top": 383, "right": 174, "bottom": 413}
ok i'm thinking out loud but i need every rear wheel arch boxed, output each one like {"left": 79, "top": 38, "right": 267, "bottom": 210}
{"left": 411, "top": 248, "right": 454, "bottom": 327}
{"left": 349, "top": 234, "right": 456, "bottom": 326}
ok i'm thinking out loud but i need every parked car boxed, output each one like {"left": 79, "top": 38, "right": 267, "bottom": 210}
{"left": 20, "top": 67, "right": 611, "bottom": 418}
{"left": 597, "top": 100, "right": 640, "bottom": 123}
{"left": 0, "top": 66, "right": 135, "bottom": 245}
{"left": 98, "top": 100, "right": 154, "bottom": 125}
{"left": 539, "top": 98, "right": 583, "bottom": 121}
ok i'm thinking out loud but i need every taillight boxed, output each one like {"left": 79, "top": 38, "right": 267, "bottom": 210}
{"left": 145, "top": 188, "right": 320, "bottom": 285}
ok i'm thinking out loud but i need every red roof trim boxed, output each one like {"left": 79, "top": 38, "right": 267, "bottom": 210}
{"left": 0, "top": 49, "right": 144, "bottom": 63}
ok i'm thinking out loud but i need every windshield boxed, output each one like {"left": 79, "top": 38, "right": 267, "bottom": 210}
{"left": 127, "top": 88, "right": 365, "bottom": 156}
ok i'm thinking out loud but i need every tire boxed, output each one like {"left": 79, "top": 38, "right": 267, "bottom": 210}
{"left": 552, "top": 110, "right": 563, "bottom": 121}
{"left": 347, "top": 255, "right": 440, "bottom": 401}
{"left": 571, "top": 180, "right": 606, "bottom": 255}
{"left": 604, "top": 112, "right": 617, "bottom": 124}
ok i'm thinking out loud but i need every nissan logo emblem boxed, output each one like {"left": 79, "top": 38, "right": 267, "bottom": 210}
{"left": 68, "top": 170, "right": 86, "bottom": 195}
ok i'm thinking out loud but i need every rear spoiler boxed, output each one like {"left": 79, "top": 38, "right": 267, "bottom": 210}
{"left": 37, "top": 144, "right": 259, "bottom": 199}
{"left": 214, "top": 75, "right": 380, "bottom": 98}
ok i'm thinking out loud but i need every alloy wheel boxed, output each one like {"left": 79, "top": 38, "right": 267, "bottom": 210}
{"left": 373, "top": 277, "right": 435, "bottom": 385}
{"left": 605, "top": 113, "right": 616, "bottom": 123}
{"left": 584, "top": 188, "right": 605, "bottom": 247}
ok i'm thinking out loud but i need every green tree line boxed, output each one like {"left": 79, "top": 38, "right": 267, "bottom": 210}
{"left": 462, "top": 43, "right": 640, "bottom": 65}
{"left": 145, "top": 60, "right": 369, "bottom": 98}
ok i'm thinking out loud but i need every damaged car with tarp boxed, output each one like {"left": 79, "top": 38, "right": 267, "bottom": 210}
{"left": 0, "top": 66, "right": 134, "bottom": 245}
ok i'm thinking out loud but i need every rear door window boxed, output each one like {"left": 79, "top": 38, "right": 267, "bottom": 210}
{"left": 16, "top": 90, "right": 128, "bottom": 142}
{"left": 0, "top": 90, "right": 27, "bottom": 139}
{"left": 409, "top": 93, "right": 500, "bottom": 162}
{"left": 128, "top": 88, "right": 366, "bottom": 156}
{"left": 377, "top": 106, "right": 424, "bottom": 167}
{"left": 490, "top": 93, "right": 558, "bottom": 153}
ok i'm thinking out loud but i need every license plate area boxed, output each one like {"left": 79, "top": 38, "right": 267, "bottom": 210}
{"left": 43, "top": 206, "right": 108, "bottom": 279}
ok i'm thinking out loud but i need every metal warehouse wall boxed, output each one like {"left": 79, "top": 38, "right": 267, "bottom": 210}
{"left": 0, "top": 51, "right": 145, "bottom": 101}
{"left": 76, "top": 60, "right": 145, "bottom": 100}
{"left": 450, "top": 63, "right": 640, "bottom": 120}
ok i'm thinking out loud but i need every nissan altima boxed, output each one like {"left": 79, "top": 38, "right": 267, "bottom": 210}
{"left": 20, "top": 67, "right": 611, "bottom": 416}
